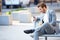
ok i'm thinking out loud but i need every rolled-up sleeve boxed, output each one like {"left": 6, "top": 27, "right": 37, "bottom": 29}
{"left": 36, "top": 14, "right": 44, "bottom": 22}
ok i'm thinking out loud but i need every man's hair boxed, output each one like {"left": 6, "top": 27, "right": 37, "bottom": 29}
{"left": 37, "top": 2, "right": 47, "bottom": 8}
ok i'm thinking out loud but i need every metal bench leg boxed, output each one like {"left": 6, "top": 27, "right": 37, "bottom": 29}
{"left": 45, "top": 36, "right": 47, "bottom": 40}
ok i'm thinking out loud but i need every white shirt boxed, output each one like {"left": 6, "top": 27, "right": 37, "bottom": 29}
{"left": 36, "top": 9, "right": 49, "bottom": 25}
{"left": 43, "top": 10, "right": 49, "bottom": 23}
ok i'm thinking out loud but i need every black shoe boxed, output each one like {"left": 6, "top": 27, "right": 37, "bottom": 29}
{"left": 24, "top": 29, "right": 35, "bottom": 34}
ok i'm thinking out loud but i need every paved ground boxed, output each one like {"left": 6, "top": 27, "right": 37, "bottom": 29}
{"left": 0, "top": 23, "right": 60, "bottom": 40}
{"left": 0, "top": 23, "right": 34, "bottom": 40}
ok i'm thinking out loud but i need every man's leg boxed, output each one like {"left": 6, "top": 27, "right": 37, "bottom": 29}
{"left": 34, "top": 31, "right": 39, "bottom": 40}
{"left": 34, "top": 23, "right": 55, "bottom": 40}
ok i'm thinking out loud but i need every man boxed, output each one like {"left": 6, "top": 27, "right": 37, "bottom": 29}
{"left": 24, "top": 2, "right": 56, "bottom": 40}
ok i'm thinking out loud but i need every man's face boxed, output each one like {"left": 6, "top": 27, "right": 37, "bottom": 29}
{"left": 38, "top": 7, "right": 46, "bottom": 13}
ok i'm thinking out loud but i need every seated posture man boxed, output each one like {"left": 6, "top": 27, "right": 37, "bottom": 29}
{"left": 24, "top": 2, "right": 56, "bottom": 40}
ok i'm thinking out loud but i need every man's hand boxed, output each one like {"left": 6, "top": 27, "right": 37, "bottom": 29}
{"left": 33, "top": 16, "right": 37, "bottom": 21}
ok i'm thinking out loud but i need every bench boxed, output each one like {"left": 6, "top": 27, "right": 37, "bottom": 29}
{"left": 41, "top": 34, "right": 60, "bottom": 40}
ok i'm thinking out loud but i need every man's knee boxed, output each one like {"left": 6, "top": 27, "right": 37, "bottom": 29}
{"left": 43, "top": 22, "right": 50, "bottom": 25}
{"left": 43, "top": 22, "right": 51, "bottom": 27}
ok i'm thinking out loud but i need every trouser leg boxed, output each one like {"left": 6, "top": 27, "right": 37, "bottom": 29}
{"left": 34, "top": 30, "right": 39, "bottom": 40}
{"left": 34, "top": 23, "right": 55, "bottom": 40}
{"left": 35, "top": 23, "right": 55, "bottom": 34}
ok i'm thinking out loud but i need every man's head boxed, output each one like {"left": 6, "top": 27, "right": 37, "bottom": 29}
{"left": 37, "top": 2, "right": 47, "bottom": 13}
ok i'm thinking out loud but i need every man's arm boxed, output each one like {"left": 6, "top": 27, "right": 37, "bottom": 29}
{"left": 33, "top": 14, "right": 44, "bottom": 22}
{"left": 50, "top": 10, "right": 56, "bottom": 26}
{"left": 33, "top": 16, "right": 41, "bottom": 22}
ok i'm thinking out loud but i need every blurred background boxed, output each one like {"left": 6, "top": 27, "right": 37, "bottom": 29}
{"left": 1, "top": 0, "right": 60, "bottom": 24}
{"left": 0, "top": 0, "right": 60, "bottom": 40}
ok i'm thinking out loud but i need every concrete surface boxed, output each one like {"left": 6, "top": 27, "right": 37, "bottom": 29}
{"left": 0, "top": 23, "right": 60, "bottom": 40}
